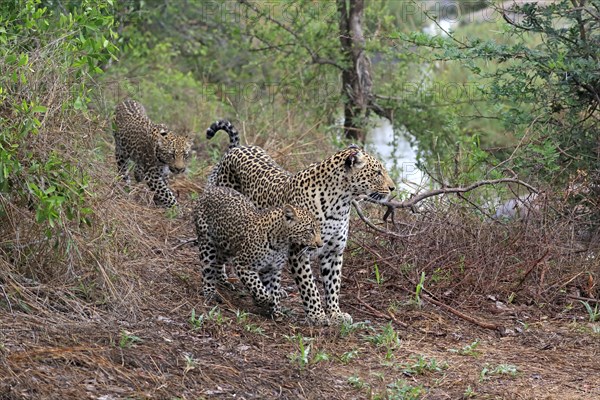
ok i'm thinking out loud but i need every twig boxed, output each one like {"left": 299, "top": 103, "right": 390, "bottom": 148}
{"left": 513, "top": 249, "right": 551, "bottom": 292}
{"left": 351, "top": 296, "right": 408, "bottom": 329}
{"left": 355, "top": 178, "right": 537, "bottom": 238}
{"left": 172, "top": 237, "right": 197, "bottom": 250}
{"left": 352, "top": 200, "right": 424, "bottom": 239}
{"left": 566, "top": 295, "right": 600, "bottom": 304}
{"left": 421, "top": 294, "right": 501, "bottom": 331}
{"left": 0, "top": 284, "right": 13, "bottom": 314}
{"left": 375, "top": 178, "right": 538, "bottom": 210}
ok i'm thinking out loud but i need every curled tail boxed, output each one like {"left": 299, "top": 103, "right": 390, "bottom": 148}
{"left": 206, "top": 120, "right": 240, "bottom": 148}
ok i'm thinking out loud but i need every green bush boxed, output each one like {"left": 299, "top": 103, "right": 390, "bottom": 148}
{"left": 0, "top": 0, "right": 117, "bottom": 231}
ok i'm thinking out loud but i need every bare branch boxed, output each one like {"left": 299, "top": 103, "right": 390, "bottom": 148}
{"left": 352, "top": 200, "right": 425, "bottom": 239}
{"left": 172, "top": 237, "right": 197, "bottom": 250}
{"left": 352, "top": 178, "right": 538, "bottom": 240}
{"left": 374, "top": 178, "right": 538, "bottom": 210}
{"left": 422, "top": 293, "right": 501, "bottom": 331}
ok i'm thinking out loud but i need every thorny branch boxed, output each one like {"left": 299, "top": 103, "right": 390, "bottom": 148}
{"left": 354, "top": 178, "right": 538, "bottom": 235}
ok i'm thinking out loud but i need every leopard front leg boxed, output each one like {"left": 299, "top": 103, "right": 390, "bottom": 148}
{"left": 234, "top": 261, "right": 280, "bottom": 317}
{"left": 133, "top": 165, "right": 145, "bottom": 183}
{"left": 288, "top": 246, "right": 328, "bottom": 325}
{"left": 144, "top": 166, "right": 177, "bottom": 207}
{"left": 260, "top": 267, "right": 287, "bottom": 299}
{"left": 114, "top": 138, "right": 131, "bottom": 184}
{"left": 319, "top": 249, "right": 353, "bottom": 324}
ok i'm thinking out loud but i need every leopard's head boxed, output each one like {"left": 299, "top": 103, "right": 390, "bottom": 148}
{"left": 283, "top": 205, "right": 323, "bottom": 249}
{"left": 155, "top": 124, "right": 192, "bottom": 174}
{"left": 341, "top": 145, "right": 395, "bottom": 202}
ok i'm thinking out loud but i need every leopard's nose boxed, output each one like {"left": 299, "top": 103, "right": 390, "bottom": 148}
{"left": 389, "top": 185, "right": 395, "bottom": 192}
{"left": 315, "top": 235, "right": 323, "bottom": 248}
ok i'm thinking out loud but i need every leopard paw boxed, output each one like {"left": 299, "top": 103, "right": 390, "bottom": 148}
{"left": 270, "top": 310, "right": 285, "bottom": 322}
{"left": 202, "top": 291, "right": 223, "bottom": 305}
{"left": 328, "top": 311, "right": 353, "bottom": 325}
{"left": 275, "top": 288, "right": 288, "bottom": 299}
{"left": 307, "top": 312, "right": 330, "bottom": 326}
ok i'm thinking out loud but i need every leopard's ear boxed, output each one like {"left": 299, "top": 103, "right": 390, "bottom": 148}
{"left": 344, "top": 149, "right": 366, "bottom": 171}
{"left": 159, "top": 128, "right": 169, "bottom": 137}
{"left": 283, "top": 204, "right": 298, "bottom": 222}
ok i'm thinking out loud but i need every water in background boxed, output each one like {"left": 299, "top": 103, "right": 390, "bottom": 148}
{"left": 363, "top": 13, "right": 456, "bottom": 193}
{"left": 365, "top": 118, "right": 425, "bottom": 192}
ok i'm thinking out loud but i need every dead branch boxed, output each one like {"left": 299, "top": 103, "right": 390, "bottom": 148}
{"left": 421, "top": 294, "right": 501, "bottom": 331}
{"left": 352, "top": 200, "right": 425, "bottom": 239}
{"left": 513, "top": 249, "right": 551, "bottom": 292}
{"left": 172, "top": 237, "right": 197, "bottom": 250}
{"left": 380, "top": 178, "right": 538, "bottom": 210}
{"left": 567, "top": 294, "right": 600, "bottom": 304}
{"left": 355, "top": 178, "right": 537, "bottom": 236}
{"left": 347, "top": 301, "right": 409, "bottom": 329}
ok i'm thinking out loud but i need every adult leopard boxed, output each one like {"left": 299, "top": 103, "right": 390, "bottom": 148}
{"left": 206, "top": 120, "right": 395, "bottom": 324}
{"left": 113, "top": 100, "right": 192, "bottom": 207}
{"left": 194, "top": 185, "right": 322, "bottom": 318}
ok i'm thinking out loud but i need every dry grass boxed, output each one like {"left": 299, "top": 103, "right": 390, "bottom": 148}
{"left": 1, "top": 87, "right": 600, "bottom": 398}
{"left": 349, "top": 195, "right": 599, "bottom": 314}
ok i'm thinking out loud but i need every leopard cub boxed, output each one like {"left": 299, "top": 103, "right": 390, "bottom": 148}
{"left": 113, "top": 100, "right": 191, "bottom": 207}
{"left": 194, "top": 185, "right": 322, "bottom": 318}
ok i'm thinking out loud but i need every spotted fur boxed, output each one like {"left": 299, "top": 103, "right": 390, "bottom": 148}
{"left": 194, "top": 185, "right": 322, "bottom": 317}
{"left": 113, "top": 100, "right": 192, "bottom": 207}
{"left": 206, "top": 121, "right": 395, "bottom": 324}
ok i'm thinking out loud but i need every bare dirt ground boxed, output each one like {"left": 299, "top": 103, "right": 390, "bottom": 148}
{"left": 1, "top": 179, "right": 599, "bottom": 400}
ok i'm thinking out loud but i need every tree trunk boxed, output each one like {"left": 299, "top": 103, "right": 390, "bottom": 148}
{"left": 338, "top": 0, "right": 373, "bottom": 142}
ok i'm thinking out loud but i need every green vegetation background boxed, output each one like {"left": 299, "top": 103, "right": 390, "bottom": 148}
{"left": 1, "top": 0, "right": 598, "bottom": 231}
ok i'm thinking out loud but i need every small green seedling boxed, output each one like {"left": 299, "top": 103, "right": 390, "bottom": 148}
{"left": 402, "top": 355, "right": 447, "bottom": 376}
{"left": 463, "top": 385, "right": 476, "bottom": 398}
{"left": 207, "top": 306, "right": 226, "bottom": 324}
{"left": 414, "top": 271, "right": 426, "bottom": 307}
{"left": 189, "top": 308, "right": 205, "bottom": 330}
{"left": 339, "top": 349, "right": 359, "bottom": 364}
{"left": 183, "top": 354, "right": 197, "bottom": 373}
{"left": 386, "top": 379, "right": 425, "bottom": 400}
{"left": 580, "top": 300, "right": 600, "bottom": 322}
{"left": 119, "top": 330, "right": 142, "bottom": 348}
{"left": 347, "top": 375, "right": 367, "bottom": 389}
{"left": 244, "top": 324, "right": 265, "bottom": 335}
{"left": 370, "top": 263, "right": 383, "bottom": 285}
{"left": 339, "top": 320, "right": 371, "bottom": 338}
{"left": 313, "top": 351, "right": 331, "bottom": 363}
{"left": 450, "top": 340, "right": 480, "bottom": 357}
{"left": 363, "top": 322, "right": 400, "bottom": 359}
{"left": 288, "top": 334, "right": 312, "bottom": 369}
{"left": 480, "top": 364, "right": 518, "bottom": 381}
{"left": 235, "top": 309, "right": 249, "bottom": 324}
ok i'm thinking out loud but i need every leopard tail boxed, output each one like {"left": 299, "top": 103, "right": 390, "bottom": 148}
{"left": 206, "top": 120, "right": 240, "bottom": 148}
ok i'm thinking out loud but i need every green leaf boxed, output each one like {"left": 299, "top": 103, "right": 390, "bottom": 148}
{"left": 18, "top": 53, "right": 28, "bottom": 67}
{"left": 32, "top": 105, "right": 47, "bottom": 113}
